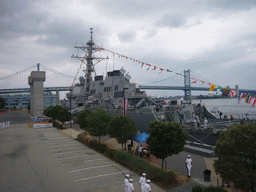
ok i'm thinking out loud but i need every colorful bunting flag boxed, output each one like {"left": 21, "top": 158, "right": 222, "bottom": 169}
{"left": 209, "top": 84, "right": 217, "bottom": 91}
{"left": 245, "top": 95, "right": 249, "bottom": 103}
{"left": 159, "top": 68, "right": 164, "bottom": 74}
{"left": 222, "top": 88, "right": 230, "bottom": 96}
{"left": 252, "top": 98, "right": 256, "bottom": 107}
{"left": 215, "top": 86, "right": 223, "bottom": 96}
{"left": 238, "top": 93, "right": 245, "bottom": 104}
{"left": 152, "top": 66, "right": 158, "bottom": 70}
{"left": 229, "top": 90, "right": 237, "bottom": 97}
{"left": 96, "top": 45, "right": 254, "bottom": 104}
{"left": 249, "top": 96, "right": 253, "bottom": 104}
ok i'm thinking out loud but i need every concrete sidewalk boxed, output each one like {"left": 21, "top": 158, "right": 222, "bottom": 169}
{"left": 61, "top": 126, "right": 232, "bottom": 192}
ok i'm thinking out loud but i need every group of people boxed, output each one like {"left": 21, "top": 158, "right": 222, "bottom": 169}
{"left": 125, "top": 173, "right": 151, "bottom": 192}
{"left": 193, "top": 117, "right": 208, "bottom": 129}
{"left": 0, "top": 121, "right": 10, "bottom": 129}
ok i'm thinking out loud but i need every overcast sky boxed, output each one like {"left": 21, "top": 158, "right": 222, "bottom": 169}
{"left": 1, "top": 0, "right": 256, "bottom": 98}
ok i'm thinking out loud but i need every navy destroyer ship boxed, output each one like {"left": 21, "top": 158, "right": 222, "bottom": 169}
{"left": 61, "top": 29, "right": 251, "bottom": 156}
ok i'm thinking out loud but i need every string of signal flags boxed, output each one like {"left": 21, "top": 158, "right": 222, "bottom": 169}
{"left": 95, "top": 45, "right": 256, "bottom": 107}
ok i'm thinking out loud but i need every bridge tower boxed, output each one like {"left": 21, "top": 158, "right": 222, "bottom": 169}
{"left": 184, "top": 69, "right": 191, "bottom": 100}
{"left": 71, "top": 28, "right": 108, "bottom": 99}
{"left": 28, "top": 67, "right": 46, "bottom": 117}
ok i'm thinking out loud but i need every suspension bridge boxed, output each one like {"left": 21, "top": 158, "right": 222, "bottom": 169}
{"left": 1, "top": 64, "right": 256, "bottom": 96}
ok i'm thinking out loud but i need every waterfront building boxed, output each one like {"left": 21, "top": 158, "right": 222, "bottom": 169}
{"left": 1, "top": 92, "right": 58, "bottom": 109}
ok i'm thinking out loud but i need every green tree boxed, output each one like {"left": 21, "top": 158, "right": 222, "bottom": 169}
{"left": 108, "top": 115, "right": 138, "bottom": 152}
{"left": 57, "top": 108, "right": 71, "bottom": 125}
{"left": 86, "top": 108, "right": 111, "bottom": 143}
{"left": 43, "top": 106, "right": 55, "bottom": 118}
{"left": 43, "top": 105, "right": 62, "bottom": 121}
{"left": 214, "top": 123, "right": 256, "bottom": 192}
{"left": 77, "top": 108, "right": 93, "bottom": 132}
{"left": 146, "top": 120, "right": 188, "bottom": 169}
{"left": 0, "top": 97, "right": 7, "bottom": 110}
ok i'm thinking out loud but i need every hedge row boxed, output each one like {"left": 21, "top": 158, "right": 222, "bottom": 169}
{"left": 77, "top": 133, "right": 181, "bottom": 187}
{"left": 192, "top": 185, "right": 228, "bottom": 192}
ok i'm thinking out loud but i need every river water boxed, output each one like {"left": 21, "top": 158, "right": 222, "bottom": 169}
{"left": 192, "top": 98, "right": 256, "bottom": 120}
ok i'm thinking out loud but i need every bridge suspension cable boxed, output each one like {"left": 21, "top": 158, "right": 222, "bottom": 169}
{"left": 141, "top": 70, "right": 184, "bottom": 85}
{"left": 40, "top": 64, "right": 74, "bottom": 79}
{"left": 0, "top": 64, "right": 37, "bottom": 81}
{"left": 190, "top": 70, "right": 214, "bottom": 85}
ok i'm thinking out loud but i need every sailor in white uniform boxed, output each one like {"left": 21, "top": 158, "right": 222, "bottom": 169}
{"left": 128, "top": 179, "right": 134, "bottom": 192}
{"left": 139, "top": 173, "right": 146, "bottom": 192}
{"left": 144, "top": 180, "right": 151, "bottom": 192}
{"left": 124, "top": 174, "right": 130, "bottom": 192}
{"left": 204, "top": 117, "right": 208, "bottom": 130}
{"left": 186, "top": 155, "right": 192, "bottom": 178}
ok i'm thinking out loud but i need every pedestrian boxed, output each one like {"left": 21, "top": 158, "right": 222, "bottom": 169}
{"left": 193, "top": 118, "right": 197, "bottom": 128}
{"left": 219, "top": 111, "right": 222, "bottom": 119}
{"left": 139, "top": 144, "right": 143, "bottom": 157}
{"left": 197, "top": 119, "right": 200, "bottom": 128}
{"left": 139, "top": 173, "right": 146, "bottom": 192}
{"left": 128, "top": 179, "right": 134, "bottom": 192}
{"left": 125, "top": 174, "right": 130, "bottom": 192}
{"left": 144, "top": 180, "right": 151, "bottom": 192}
{"left": 204, "top": 117, "right": 208, "bottom": 130}
{"left": 185, "top": 155, "right": 192, "bottom": 179}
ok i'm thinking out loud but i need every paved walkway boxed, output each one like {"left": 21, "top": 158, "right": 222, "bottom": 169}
{"left": 0, "top": 122, "right": 165, "bottom": 192}
{"left": 62, "top": 126, "right": 232, "bottom": 192}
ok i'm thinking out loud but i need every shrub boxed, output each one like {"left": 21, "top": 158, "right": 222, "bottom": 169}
{"left": 57, "top": 123, "right": 63, "bottom": 129}
{"left": 202, "top": 186, "right": 227, "bottom": 192}
{"left": 192, "top": 185, "right": 203, "bottom": 192}
{"left": 97, "top": 143, "right": 108, "bottom": 153}
{"left": 88, "top": 140, "right": 98, "bottom": 148}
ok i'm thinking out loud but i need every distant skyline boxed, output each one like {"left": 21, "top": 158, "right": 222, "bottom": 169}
{"left": 1, "top": 0, "right": 256, "bottom": 99}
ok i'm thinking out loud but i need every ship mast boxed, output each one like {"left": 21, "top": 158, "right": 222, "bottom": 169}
{"left": 71, "top": 28, "right": 108, "bottom": 99}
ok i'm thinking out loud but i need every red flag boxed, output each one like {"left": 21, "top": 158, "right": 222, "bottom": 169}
{"left": 159, "top": 68, "right": 165, "bottom": 74}
{"left": 249, "top": 96, "right": 253, "bottom": 104}
{"left": 229, "top": 90, "right": 237, "bottom": 97}
{"left": 252, "top": 98, "right": 256, "bottom": 107}
{"left": 191, "top": 79, "right": 197, "bottom": 83}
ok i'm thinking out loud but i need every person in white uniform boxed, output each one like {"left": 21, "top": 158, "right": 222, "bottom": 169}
{"left": 139, "top": 173, "right": 146, "bottom": 192}
{"left": 204, "top": 117, "right": 208, "bottom": 130}
{"left": 186, "top": 155, "right": 192, "bottom": 178}
{"left": 127, "top": 179, "right": 134, "bottom": 192}
{"left": 124, "top": 174, "right": 130, "bottom": 192}
{"left": 144, "top": 180, "right": 151, "bottom": 192}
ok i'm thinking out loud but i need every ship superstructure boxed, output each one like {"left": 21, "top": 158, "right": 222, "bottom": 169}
{"left": 69, "top": 28, "right": 148, "bottom": 109}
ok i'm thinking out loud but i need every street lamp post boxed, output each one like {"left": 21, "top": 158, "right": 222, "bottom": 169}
{"left": 123, "top": 87, "right": 128, "bottom": 150}
{"left": 123, "top": 87, "right": 128, "bottom": 116}
{"left": 69, "top": 93, "right": 72, "bottom": 128}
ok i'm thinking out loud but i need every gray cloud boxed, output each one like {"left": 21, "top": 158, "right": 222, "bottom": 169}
{"left": 118, "top": 31, "right": 136, "bottom": 42}
{"left": 0, "top": 0, "right": 48, "bottom": 39}
{"left": 1, "top": 0, "right": 256, "bottom": 95}
{"left": 156, "top": 14, "right": 187, "bottom": 28}
{"left": 205, "top": 0, "right": 256, "bottom": 10}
